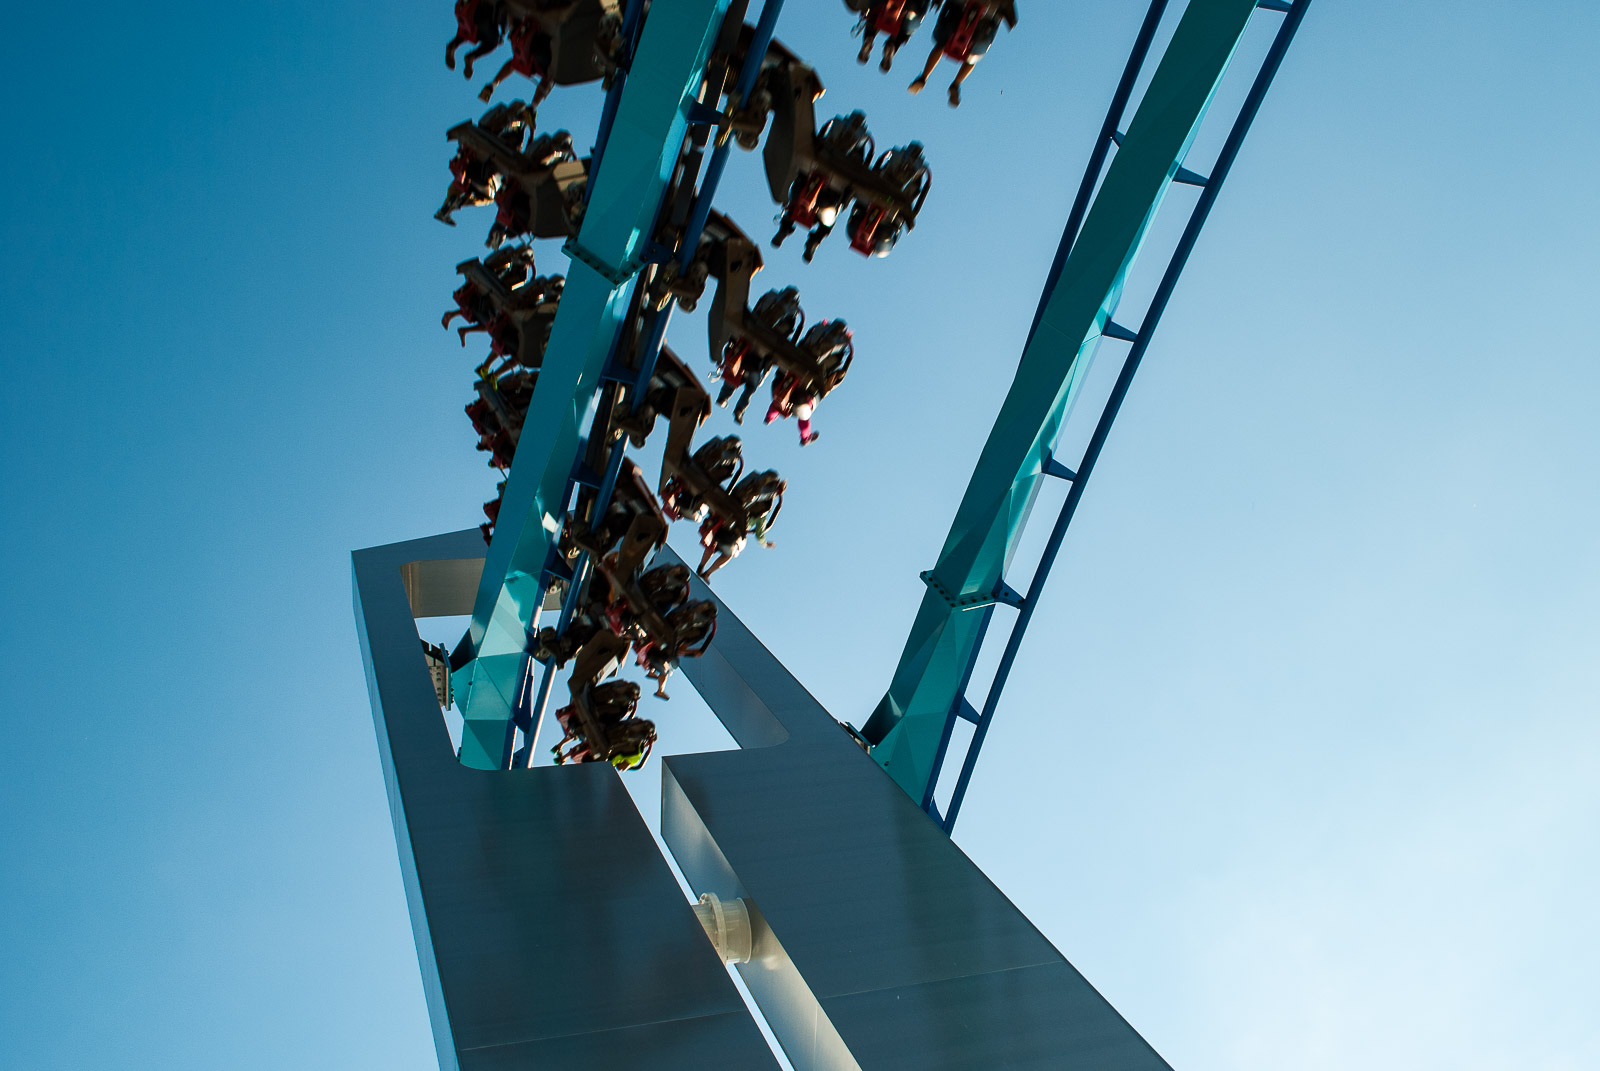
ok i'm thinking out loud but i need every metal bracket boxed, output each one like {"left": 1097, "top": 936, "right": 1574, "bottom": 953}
{"left": 570, "top": 462, "right": 605, "bottom": 489}
{"left": 542, "top": 548, "right": 575, "bottom": 583}
{"left": 637, "top": 239, "right": 677, "bottom": 264}
{"left": 683, "top": 100, "right": 731, "bottom": 129}
{"left": 561, "top": 237, "right": 638, "bottom": 285}
{"left": 598, "top": 359, "right": 635, "bottom": 385}
{"left": 920, "top": 571, "right": 1027, "bottom": 612}
{"left": 1103, "top": 319, "right": 1140, "bottom": 343}
{"left": 994, "top": 582, "right": 1027, "bottom": 610}
{"left": 920, "top": 570, "right": 995, "bottom": 610}
{"left": 1042, "top": 452, "right": 1079, "bottom": 481}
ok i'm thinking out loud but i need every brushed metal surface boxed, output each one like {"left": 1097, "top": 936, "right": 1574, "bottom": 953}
{"left": 658, "top": 547, "right": 1174, "bottom": 1071}
{"left": 354, "top": 530, "right": 778, "bottom": 1070}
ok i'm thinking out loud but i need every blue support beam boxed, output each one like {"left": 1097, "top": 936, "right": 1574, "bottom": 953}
{"left": 863, "top": 0, "right": 1296, "bottom": 807}
{"left": 931, "top": 0, "right": 1315, "bottom": 834}
{"left": 512, "top": 0, "right": 788, "bottom": 768}
{"left": 455, "top": 0, "right": 733, "bottom": 769}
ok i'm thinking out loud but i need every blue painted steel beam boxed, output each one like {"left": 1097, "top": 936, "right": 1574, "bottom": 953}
{"left": 932, "top": 0, "right": 1314, "bottom": 832}
{"left": 863, "top": 0, "right": 1268, "bottom": 799}
{"left": 513, "top": 0, "right": 787, "bottom": 767}
{"left": 455, "top": 0, "right": 733, "bottom": 768}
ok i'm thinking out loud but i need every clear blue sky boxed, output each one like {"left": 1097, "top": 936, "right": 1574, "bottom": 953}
{"left": 3, "top": 2, "right": 1597, "bottom": 1068}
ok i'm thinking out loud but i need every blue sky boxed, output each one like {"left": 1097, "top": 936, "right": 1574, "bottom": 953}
{"left": 2, "top": 2, "right": 1597, "bottom": 1068}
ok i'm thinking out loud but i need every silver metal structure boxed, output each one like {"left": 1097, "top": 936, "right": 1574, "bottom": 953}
{"left": 353, "top": 1, "right": 1313, "bottom": 1065}
{"left": 355, "top": 531, "right": 1173, "bottom": 1070}
{"left": 659, "top": 549, "right": 1174, "bottom": 1071}
{"left": 354, "top": 529, "right": 780, "bottom": 1070}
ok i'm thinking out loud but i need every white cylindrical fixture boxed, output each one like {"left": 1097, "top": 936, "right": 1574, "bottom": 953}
{"left": 692, "top": 893, "right": 753, "bottom": 965}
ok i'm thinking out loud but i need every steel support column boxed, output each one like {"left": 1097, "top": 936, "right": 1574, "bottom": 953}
{"left": 658, "top": 549, "right": 1174, "bottom": 1071}
{"left": 354, "top": 530, "right": 779, "bottom": 1069}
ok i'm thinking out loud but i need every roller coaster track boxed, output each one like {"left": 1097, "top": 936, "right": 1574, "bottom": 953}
{"left": 452, "top": 0, "right": 1313, "bottom": 841}
{"left": 862, "top": 0, "right": 1313, "bottom": 830}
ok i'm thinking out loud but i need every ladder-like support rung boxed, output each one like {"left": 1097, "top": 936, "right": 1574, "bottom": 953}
{"left": 955, "top": 700, "right": 982, "bottom": 726}
{"left": 1256, "top": 0, "right": 1293, "bottom": 12}
{"left": 598, "top": 360, "right": 635, "bottom": 384}
{"left": 683, "top": 100, "right": 724, "bottom": 127}
{"left": 1111, "top": 129, "right": 1125, "bottom": 147}
{"left": 1042, "top": 454, "right": 1079, "bottom": 481}
{"left": 1102, "top": 319, "right": 1140, "bottom": 343}
{"left": 544, "top": 553, "right": 575, "bottom": 583}
{"left": 1172, "top": 165, "right": 1210, "bottom": 187}
{"left": 637, "top": 240, "right": 677, "bottom": 265}
{"left": 561, "top": 237, "right": 635, "bottom": 286}
{"left": 920, "top": 571, "right": 1027, "bottom": 611}
{"left": 570, "top": 462, "right": 605, "bottom": 489}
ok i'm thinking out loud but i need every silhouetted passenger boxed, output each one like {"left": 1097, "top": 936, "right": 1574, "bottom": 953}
{"left": 716, "top": 287, "right": 802, "bottom": 422}
{"left": 661, "top": 435, "right": 743, "bottom": 522}
{"left": 847, "top": 142, "right": 929, "bottom": 257}
{"left": 908, "top": 0, "right": 1017, "bottom": 107}
{"left": 634, "top": 600, "right": 716, "bottom": 699}
{"left": 446, "top": 0, "right": 506, "bottom": 80}
{"left": 697, "top": 470, "right": 784, "bottom": 580}
{"left": 852, "top": 0, "right": 933, "bottom": 72}
{"left": 436, "top": 145, "right": 499, "bottom": 226}
{"left": 773, "top": 112, "right": 873, "bottom": 262}
{"left": 479, "top": 16, "right": 557, "bottom": 105}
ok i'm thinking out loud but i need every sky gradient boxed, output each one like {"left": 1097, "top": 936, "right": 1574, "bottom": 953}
{"left": 2, "top": 2, "right": 1598, "bottom": 1068}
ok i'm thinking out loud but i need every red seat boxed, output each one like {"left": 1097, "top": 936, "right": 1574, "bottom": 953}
{"left": 848, "top": 204, "right": 887, "bottom": 256}
{"left": 871, "top": 0, "right": 909, "bottom": 36}
{"left": 941, "top": 2, "right": 983, "bottom": 61}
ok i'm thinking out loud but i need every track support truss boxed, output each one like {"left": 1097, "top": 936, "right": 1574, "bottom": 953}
{"left": 863, "top": 0, "right": 1313, "bottom": 831}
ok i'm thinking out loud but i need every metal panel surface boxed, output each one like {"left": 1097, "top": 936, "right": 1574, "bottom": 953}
{"left": 354, "top": 530, "right": 778, "bottom": 1069}
{"left": 657, "top": 549, "right": 1173, "bottom": 1071}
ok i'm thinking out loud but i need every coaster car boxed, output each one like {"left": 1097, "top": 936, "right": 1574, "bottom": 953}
{"left": 593, "top": 554, "right": 714, "bottom": 663}
{"left": 550, "top": 633, "right": 658, "bottom": 767}
{"left": 467, "top": 368, "right": 536, "bottom": 461}
{"left": 568, "top": 458, "right": 671, "bottom": 566}
{"left": 696, "top": 469, "right": 785, "bottom": 579}
{"left": 705, "top": 27, "right": 818, "bottom": 152}
{"left": 451, "top": 254, "right": 565, "bottom": 378}
{"left": 762, "top": 60, "right": 931, "bottom": 260}
{"left": 436, "top": 101, "right": 538, "bottom": 225}
{"left": 660, "top": 434, "right": 744, "bottom": 525}
{"left": 612, "top": 345, "right": 710, "bottom": 449}
{"left": 444, "top": 244, "right": 536, "bottom": 329}
{"left": 445, "top": 121, "right": 590, "bottom": 244}
{"left": 709, "top": 281, "right": 853, "bottom": 409}
{"left": 651, "top": 211, "right": 762, "bottom": 315}
{"left": 631, "top": 598, "right": 717, "bottom": 699}
{"left": 552, "top": 677, "right": 638, "bottom": 750}
{"left": 711, "top": 285, "right": 800, "bottom": 423}
{"left": 458, "top": 0, "right": 626, "bottom": 101}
